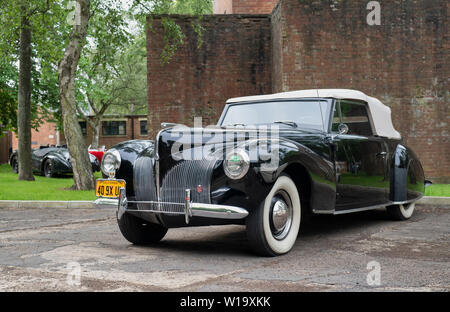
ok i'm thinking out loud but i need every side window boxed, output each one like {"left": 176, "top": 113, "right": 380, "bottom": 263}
{"left": 331, "top": 103, "right": 341, "bottom": 133}
{"left": 339, "top": 101, "right": 373, "bottom": 136}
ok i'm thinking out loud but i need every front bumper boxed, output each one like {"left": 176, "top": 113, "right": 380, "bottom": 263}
{"left": 94, "top": 188, "right": 249, "bottom": 224}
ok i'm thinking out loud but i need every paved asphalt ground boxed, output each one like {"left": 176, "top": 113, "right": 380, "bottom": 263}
{"left": 0, "top": 204, "right": 448, "bottom": 292}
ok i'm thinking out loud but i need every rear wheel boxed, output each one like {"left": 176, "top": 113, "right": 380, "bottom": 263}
{"left": 11, "top": 157, "right": 18, "bottom": 174}
{"left": 117, "top": 212, "right": 168, "bottom": 245}
{"left": 386, "top": 202, "right": 416, "bottom": 220}
{"left": 246, "top": 174, "right": 301, "bottom": 257}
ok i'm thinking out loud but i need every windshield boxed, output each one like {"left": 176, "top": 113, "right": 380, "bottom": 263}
{"left": 221, "top": 100, "right": 331, "bottom": 131}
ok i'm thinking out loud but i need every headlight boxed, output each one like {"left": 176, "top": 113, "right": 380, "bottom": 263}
{"left": 101, "top": 149, "right": 121, "bottom": 177}
{"left": 223, "top": 149, "right": 250, "bottom": 180}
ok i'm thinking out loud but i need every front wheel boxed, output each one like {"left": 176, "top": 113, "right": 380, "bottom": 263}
{"left": 43, "top": 159, "right": 55, "bottom": 178}
{"left": 117, "top": 212, "right": 168, "bottom": 245}
{"left": 386, "top": 202, "right": 416, "bottom": 221}
{"left": 246, "top": 174, "right": 301, "bottom": 257}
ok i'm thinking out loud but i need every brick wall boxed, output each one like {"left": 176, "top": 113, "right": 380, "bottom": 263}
{"left": 272, "top": 0, "right": 449, "bottom": 182}
{"left": 147, "top": 15, "right": 272, "bottom": 137}
{"left": 232, "top": 0, "right": 278, "bottom": 14}
{"left": 271, "top": 1, "right": 282, "bottom": 92}
{"left": 148, "top": 0, "right": 449, "bottom": 182}
{"left": 11, "top": 119, "right": 59, "bottom": 151}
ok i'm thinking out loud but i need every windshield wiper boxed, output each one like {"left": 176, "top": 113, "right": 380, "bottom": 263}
{"left": 274, "top": 121, "right": 298, "bottom": 128}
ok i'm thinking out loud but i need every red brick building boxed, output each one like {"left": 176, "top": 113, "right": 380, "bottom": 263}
{"left": 11, "top": 119, "right": 61, "bottom": 151}
{"left": 147, "top": 0, "right": 449, "bottom": 183}
{"left": 81, "top": 115, "right": 148, "bottom": 148}
{"left": 2, "top": 115, "right": 147, "bottom": 163}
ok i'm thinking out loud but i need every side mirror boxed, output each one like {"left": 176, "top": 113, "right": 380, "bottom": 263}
{"left": 338, "top": 123, "right": 349, "bottom": 135}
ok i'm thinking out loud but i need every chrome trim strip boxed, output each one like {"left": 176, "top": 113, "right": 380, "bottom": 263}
{"left": 391, "top": 194, "right": 423, "bottom": 205}
{"left": 333, "top": 203, "right": 387, "bottom": 215}
{"left": 313, "top": 194, "right": 424, "bottom": 216}
{"left": 333, "top": 195, "right": 423, "bottom": 215}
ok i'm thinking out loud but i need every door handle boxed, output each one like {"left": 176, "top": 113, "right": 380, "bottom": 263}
{"left": 376, "top": 152, "right": 387, "bottom": 158}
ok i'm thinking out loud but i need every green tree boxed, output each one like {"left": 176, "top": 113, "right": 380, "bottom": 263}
{"left": 0, "top": 61, "right": 18, "bottom": 133}
{"left": 75, "top": 0, "right": 213, "bottom": 150}
{"left": 74, "top": 6, "right": 131, "bottom": 149}
{"left": 0, "top": 0, "right": 59, "bottom": 181}
{"left": 0, "top": 0, "right": 68, "bottom": 179}
{"left": 0, "top": 0, "right": 212, "bottom": 189}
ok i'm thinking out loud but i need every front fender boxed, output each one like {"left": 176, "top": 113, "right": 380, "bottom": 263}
{"left": 109, "top": 140, "right": 155, "bottom": 198}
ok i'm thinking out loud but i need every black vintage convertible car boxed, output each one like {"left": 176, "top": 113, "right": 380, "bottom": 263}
{"left": 10, "top": 146, "right": 100, "bottom": 177}
{"left": 94, "top": 89, "right": 426, "bottom": 256}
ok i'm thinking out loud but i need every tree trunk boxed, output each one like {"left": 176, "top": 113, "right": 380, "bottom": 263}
{"left": 58, "top": 0, "right": 94, "bottom": 190}
{"left": 17, "top": 7, "right": 34, "bottom": 181}
{"left": 91, "top": 120, "right": 100, "bottom": 149}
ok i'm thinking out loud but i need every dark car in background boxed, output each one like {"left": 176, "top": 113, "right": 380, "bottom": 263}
{"left": 94, "top": 89, "right": 426, "bottom": 256}
{"left": 9, "top": 146, "right": 100, "bottom": 177}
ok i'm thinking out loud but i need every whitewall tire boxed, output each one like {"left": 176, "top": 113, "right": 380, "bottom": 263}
{"left": 246, "top": 174, "right": 301, "bottom": 256}
{"left": 386, "top": 202, "right": 416, "bottom": 221}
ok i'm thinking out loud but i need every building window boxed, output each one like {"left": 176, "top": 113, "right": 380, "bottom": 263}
{"left": 102, "top": 120, "right": 126, "bottom": 136}
{"left": 140, "top": 120, "right": 148, "bottom": 136}
{"left": 79, "top": 121, "right": 87, "bottom": 136}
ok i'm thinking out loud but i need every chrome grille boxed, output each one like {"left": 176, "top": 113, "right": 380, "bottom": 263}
{"left": 159, "top": 159, "right": 217, "bottom": 213}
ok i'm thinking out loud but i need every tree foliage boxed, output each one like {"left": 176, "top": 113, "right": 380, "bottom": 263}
{"left": 75, "top": 0, "right": 213, "bottom": 146}
{"left": 0, "top": 0, "right": 70, "bottom": 132}
{"left": 0, "top": 0, "right": 213, "bottom": 187}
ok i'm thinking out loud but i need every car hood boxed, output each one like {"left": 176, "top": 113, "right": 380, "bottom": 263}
{"left": 157, "top": 125, "right": 320, "bottom": 162}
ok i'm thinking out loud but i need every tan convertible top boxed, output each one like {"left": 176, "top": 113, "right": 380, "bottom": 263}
{"left": 226, "top": 89, "right": 401, "bottom": 139}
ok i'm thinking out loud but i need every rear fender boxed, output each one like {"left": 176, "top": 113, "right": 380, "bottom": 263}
{"left": 390, "top": 144, "right": 425, "bottom": 202}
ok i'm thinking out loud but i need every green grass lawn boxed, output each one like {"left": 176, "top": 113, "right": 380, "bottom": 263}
{"left": 0, "top": 164, "right": 101, "bottom": 201}
{"left": 425, "top": 184, "right": 450, "bottom": 197}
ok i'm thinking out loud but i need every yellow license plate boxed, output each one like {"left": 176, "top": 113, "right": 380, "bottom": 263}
{"left": 96, "top": 179, "right": 125, "bottom": 198}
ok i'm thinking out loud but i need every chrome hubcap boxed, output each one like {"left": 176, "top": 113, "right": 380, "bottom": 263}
{"left": 270, "top": 190, "right": 293, "bottom": 240}
{"left": 45, "top": 162, "right": 52, "bottom": 176}
{"left": 272, "top": 200, "right": 288, "bottom": 231}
